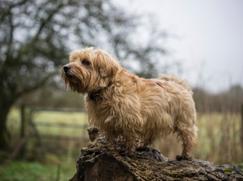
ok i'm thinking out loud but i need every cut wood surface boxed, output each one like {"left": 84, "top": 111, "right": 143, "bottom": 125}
{"left": 70, "top": 131, "right": 243, "bottom": 181}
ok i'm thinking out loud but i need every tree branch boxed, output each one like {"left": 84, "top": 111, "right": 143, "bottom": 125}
{"left": 32, "top": 2, "right": 65, "bottom": 42}
{"left": 0, "top": 0, "right": 29, "bottom": 23}
{"left": 6, "top": 13, "right": 14, "bottom": 60}
{"left": 14, "top": 2, "right": 66, "bottom": 64}
{"left": 10, "top": 0, "right": 29, "bottom": 8}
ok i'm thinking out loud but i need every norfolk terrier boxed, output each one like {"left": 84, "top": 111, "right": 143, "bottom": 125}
{"left": 62, "top": 47, "right": 198, "bottom": 160}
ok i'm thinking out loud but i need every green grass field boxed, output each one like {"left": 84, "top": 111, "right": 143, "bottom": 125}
{"left": 196, "top": 113, "right": 241, "bottom": 162}
{"left": 0, "top": 160, "right": 75, "bottom": 181}
{"left": 1, "top": 108, "right": 242, "bottom": 180}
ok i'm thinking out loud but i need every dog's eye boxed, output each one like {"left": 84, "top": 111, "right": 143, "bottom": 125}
{"left": 81, "top": 59, "right": 91, "bottom": 66}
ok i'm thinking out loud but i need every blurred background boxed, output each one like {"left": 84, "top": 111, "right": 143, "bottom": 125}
{"left": 0, "top": 0, "right": 243, "bottom": 180}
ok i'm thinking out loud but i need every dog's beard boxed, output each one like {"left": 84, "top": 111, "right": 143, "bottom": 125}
{"left": 66, "top": 78, "right": 82, "bottom": 92}
{"left": 62, "top": 71, "right": 85, "bottom": 93}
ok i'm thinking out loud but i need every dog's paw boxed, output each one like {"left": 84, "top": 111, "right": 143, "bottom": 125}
{"left": 176, "top": 155, "right": 192, "bottom": 161}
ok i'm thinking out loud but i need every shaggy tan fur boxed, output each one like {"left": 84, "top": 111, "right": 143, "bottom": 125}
{"left": 62, "top": 47, "right": 198, "bottom": 159}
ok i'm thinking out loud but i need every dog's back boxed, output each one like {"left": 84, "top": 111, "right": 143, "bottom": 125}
{"left": 159, "top": 74, "right": 191, "bottom": 91}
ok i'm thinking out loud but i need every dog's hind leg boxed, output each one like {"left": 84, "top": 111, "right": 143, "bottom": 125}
{"left": 175, "top": 116, "right": 197, "bottom": 160}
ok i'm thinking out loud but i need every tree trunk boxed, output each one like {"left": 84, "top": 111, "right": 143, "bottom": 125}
{"left": 0, "top": 100, "right": 13, "bottom": 151}
{"left": 19, "top": 104, "right": 27, "bottom": 158}
{"left": 70, "top": 130, "right": 243, "bottom": 181}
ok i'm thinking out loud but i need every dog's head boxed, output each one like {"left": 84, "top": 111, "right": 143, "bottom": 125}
{"left": 62, "top": 47, "right": 121, "bottom": 93}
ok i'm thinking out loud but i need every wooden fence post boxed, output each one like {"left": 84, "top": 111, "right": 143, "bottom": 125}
{"left": 19, "top": 104, "right": 27, "bottom": 158}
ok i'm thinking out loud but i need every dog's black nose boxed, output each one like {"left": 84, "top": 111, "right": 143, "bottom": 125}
{"left": 63, "top": 65, "right": 70, "bottom": 73}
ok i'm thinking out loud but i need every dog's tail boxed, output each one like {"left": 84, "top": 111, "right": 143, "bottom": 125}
{"left": 159, "top": 74, "right": 191, "bottom": 91}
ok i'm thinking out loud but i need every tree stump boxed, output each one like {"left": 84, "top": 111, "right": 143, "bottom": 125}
{"left": 70, "top": 129, "right": 243, "bottom": 181}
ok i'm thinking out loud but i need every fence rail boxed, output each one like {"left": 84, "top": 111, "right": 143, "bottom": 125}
{"left": 32, "top": 107, "right": 84, "bottom": 113}
{"left": 41, "top": 134, "right": 83, "bottom": 141}
{"left": 36, "top": 121, "right": 87, "bottom": 129}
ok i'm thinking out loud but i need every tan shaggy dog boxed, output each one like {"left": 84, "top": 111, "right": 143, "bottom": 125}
{"left": 62, "top": 47, "right": 198, "bottom": 160}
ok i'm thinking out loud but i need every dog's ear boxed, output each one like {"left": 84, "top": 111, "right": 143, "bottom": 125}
{"left": 94, "top": 50, "right": 120, "bottom": 78}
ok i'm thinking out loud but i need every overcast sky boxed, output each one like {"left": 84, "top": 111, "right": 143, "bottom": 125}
{"left": 115, "top": 0, "right": 243, "bottom": 92}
